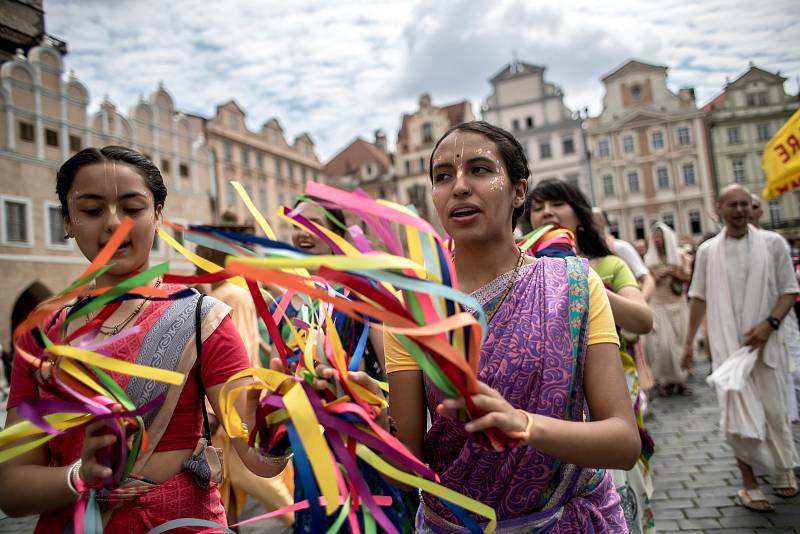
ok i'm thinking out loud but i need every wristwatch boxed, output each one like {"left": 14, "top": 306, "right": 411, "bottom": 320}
{"left": 766, "top": 315, "right": 781, "bottom": 330}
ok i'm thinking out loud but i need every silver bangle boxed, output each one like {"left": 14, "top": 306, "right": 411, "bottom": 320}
{"left": 66, "top": 460, "right": 81, "bottom": 496}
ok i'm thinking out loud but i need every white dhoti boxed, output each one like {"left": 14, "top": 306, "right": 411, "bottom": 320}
{"left": 646, "top": 301, "right": 689, "bottom": 385}
{"left": 691, "top": 226, "right": 800, "bottom": 477}
{"left": 726, "top": 358, "right": 799, "bottom": 473}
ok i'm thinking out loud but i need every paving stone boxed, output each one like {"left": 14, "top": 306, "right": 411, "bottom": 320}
{"left": 684, "top": 506, "right": 721, "bottom": 518}
{"left": 718, "top": 505, "right": 760, "bottom": 517}
{"left": 697, "top": 486, "right": 737, "bottom": 498}
{"left": 717, "top": 515, "right": 774, "bottom": 528}
{"left": 653, "top": 519, "right": 680, "bottom": 531}
{"left": 652, "top": 498, "right": 694, "bottom": 510}
{"left": 767, "top": 514, "right": 800, "bottom": 527}
{"left": 654, "top": 508, "right": 685, "bottom": 520}
{"left": 677, "top": 517, "right": 721, "bottom": 529}
{"left": 699, "top": 496, "right": 737, "bottom": 508}
{"left": 666, "top": 488, "right": 697, "bottom": 499}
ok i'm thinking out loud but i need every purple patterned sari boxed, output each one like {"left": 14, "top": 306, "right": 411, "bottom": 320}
{"left": 419, "top": 256, "right": 627, "bottom": 533}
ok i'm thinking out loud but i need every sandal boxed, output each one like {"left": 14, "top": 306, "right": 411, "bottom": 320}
{"left": 772, "top": 471, "right": 799, "bottom": 498}
{"left": 737, "top": 488, "right": 774, "bottom": 512}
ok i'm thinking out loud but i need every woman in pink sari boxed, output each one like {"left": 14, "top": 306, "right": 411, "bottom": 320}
{"left": 381, "top": 122, "right": 640, "bottom": 532}
{"left": 0, "top": 147, "right": 285, "bottom": 532}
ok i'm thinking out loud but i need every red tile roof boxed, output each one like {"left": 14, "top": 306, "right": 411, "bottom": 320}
{"left": 323, "top": 137, "right": 392, "bottom": 178}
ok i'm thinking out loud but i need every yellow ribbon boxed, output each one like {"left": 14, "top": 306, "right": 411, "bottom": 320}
{"left": 46, "top": 345, "right": 185, "bottom": 386}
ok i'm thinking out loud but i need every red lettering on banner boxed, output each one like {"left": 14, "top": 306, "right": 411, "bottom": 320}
{"left": 788, "top": 134, "right": 800, "bottom": 155}
{"left": 776, "top": 144, "right": 790, "bottom": 163}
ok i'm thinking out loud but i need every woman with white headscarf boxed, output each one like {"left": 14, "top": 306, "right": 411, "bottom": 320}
{"left": 645, "top": 223, "right": 693, "bottom": 396}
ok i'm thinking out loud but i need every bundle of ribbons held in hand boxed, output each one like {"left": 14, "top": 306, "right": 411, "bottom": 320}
{"left": 0, "top": 181, "right": 535, "bottom": 534}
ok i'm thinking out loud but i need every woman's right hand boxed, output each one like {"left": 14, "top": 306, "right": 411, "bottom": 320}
{"left": 78, "top": 420, "right": 117, "bottom": 486}
{"left": 270, "top": 357, "right": 388, "bottom": 430}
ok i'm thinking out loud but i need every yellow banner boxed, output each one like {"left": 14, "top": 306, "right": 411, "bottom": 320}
{"left": 762, "top": 108, "right": 800, "bottom": 200}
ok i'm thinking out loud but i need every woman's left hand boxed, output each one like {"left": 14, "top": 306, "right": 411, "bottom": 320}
{"left": 436, "top": 381, "right": 529, "bottom": 435}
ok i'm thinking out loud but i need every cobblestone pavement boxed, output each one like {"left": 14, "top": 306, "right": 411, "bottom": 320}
{"left": 646, "top": 356, "right": 800, "bottom": 533}
{"left": 2, "top": 356, "right": 799, "bottom": 533}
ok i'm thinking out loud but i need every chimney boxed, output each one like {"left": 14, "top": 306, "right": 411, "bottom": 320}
{"left": 678, "top": 87, "right": 696, "bottom": 103}
{"left": 374, "top": 129, "right": 387, "bottom": 152}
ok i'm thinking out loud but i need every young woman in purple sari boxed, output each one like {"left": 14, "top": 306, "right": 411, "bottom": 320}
{"left": 379, "top": 121, "right": 639, "bottom": 532}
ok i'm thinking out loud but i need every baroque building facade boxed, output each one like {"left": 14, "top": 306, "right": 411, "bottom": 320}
{"left": 703, "top": 64, "right": 800, "bottom": 237}
{"left": 205, "top": 100, "right": 324, "bottom": 239}
{"left": 0, "top": 41, "right": 216, "bottom": 350}
{"left": 482, "top": 60, "right": 593, "bottom": 202}
{"left": 587, "top": 60, "right": 715, "bottom": 242}
{"left": 394, "top": 93, "right": 473, "bottom": 227}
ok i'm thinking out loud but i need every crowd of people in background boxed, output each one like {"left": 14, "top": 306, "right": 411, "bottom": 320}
{"left": 0, "top": 120, "right": 799, "bottom": 533}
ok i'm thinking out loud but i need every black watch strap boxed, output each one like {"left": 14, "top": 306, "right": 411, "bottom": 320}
{"left": 767, "top": 315, "right": 781, "bottom": 330}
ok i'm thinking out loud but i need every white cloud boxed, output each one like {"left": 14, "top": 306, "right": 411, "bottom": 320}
{"left": 45, "top": 0, "right": 800, "bottom": 160}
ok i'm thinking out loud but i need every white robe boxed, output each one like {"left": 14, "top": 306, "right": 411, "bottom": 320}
{"left": 690, "top": 226, "right": 799, "bottom": 473}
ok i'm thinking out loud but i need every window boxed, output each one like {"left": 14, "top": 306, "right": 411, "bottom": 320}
{"left": 69, "top": 134, "right": 82, "bottom": 152}
{"left": 562, "top": 137, "right": 575, "bottom": 155}
{"left": 45, "top": 203, "right": 67, "bottom": 247}
{"left": 226, "top": 181, "right": 236, "bottom": 206}
{"left": 727, "top": 127, "right": 742, "bottom": 144}
{"left": 608, "top": 220, "right": 619, "bottom": 238}
{"left": 256, "top": 152, "right": 264, "bottom": 170}
{"left": 45, "top": 128, "right": 59, "bottom": 147}
{"left": 404, "top": 160, "right": 411, "bottom": 176}
{"left": 565, "top": 173, "right": 579, "bottom": 188}
{"left": 301, "top": 168, "right": 307, "bottom": 184}
{"left": 179, "top": 163, "right": 189, "bottom": 178}
{"left": 603, "top": 175, "right": 615, "bottom": 197}
{"left": 651, "top": 130, "right": 664, "bottom": 150}
{"left": 526, "top": 116, "right": 534, "bottom": 129}
{"left": 419, "top": 157, "right": 425, "bottom": 172}
{"left": 275, "top": 158, "right": 282, "bottom": 177}
{"left": 278, "top": 193, "right": 286, "bottom": 208}
{"left": 259, "top": 188, "right": 268, "bottom": 211}
{"left": 662, "top": 213, "right": 675, "bottom": 230}
{"left": 677, "top": 127, "right": 691, "bottom": 146}
{"left": 732, "top": 158, "right": 746, "bottom": 183}
{"left": 756, "top": 123, "right": 770, "bottom": 141}
{"left": 747, "top": 92, "right": 768, "bottom": 107}
{"left": 422, "top": 123, "right": 433, "bottom": 143}
{"left": 656, "top": 167, "right": 670, "bottom": 189}
{"left": 223, "top": 142, "right": 233, "bottom": 162}
{"left": 633, "top": 216, "right": 645, "bottom": 240}
{"left": 622, "top": 135, "right": 634, "bottom": 154}
{"left": 631, "top": 84, "right": 642, "bottom": 99}
{"left": 539, "top": 141, "right": 552, "bottom": 159}
{"left": 597, "top": 139, "right": 610, "bottom": 158}
{"left": 2, "top": 197, "right": 31, "bottom": 244}
{"left": 161, "top": 159, "right": 170, "bottom": 174}
{"left": 19, "top": 121, "right": 34, "bottom": 142}
{"left": 682, "top": 163, "right": 696, "bottom": 186}
{"left": 689, "top": 210, "right": 702, "bottom": 235}
{"left": 288, "top": 163, "right": 295, "bottom": 181}
{"left": 627, "top": 171, "right": 640, "bottom": 193}
{"left": 512, "top": 119, "right": 520, "bottom": 131}
{"left": 769, "top": 198, "right": 781, "bottom": 223}
{"left": 407, "top": 184, "right": 429, "bottom": 221}
{"left": 241, "top": 148, "right": 249, "bottom": 166}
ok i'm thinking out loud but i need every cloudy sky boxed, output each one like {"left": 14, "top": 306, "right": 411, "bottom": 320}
{"left": 47, "top": 0, "right": 799, "bottom": 161}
